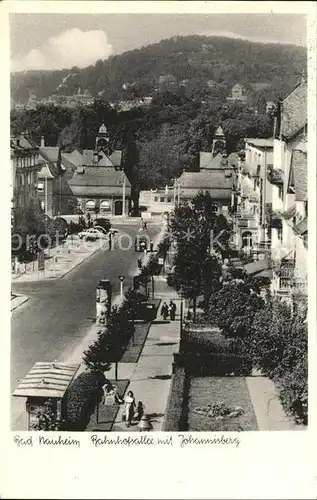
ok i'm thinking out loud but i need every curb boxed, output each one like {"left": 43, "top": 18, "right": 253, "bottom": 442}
{"left": 58, "top": 242, "right": 107, "bottom": 280}
{"left": 11, "top": 295, "right": 29, "bottom": 312}
{"left": 12, "top": 242, "right": 107, "bottom": 283}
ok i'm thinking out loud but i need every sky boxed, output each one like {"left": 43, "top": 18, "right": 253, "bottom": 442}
{"left": 10, "top": 13, "right": 307, "bottom": 72}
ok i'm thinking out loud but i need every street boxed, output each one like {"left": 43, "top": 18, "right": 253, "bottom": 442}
{"left": 11, "top": 223, "right": 160, "bottom": 428}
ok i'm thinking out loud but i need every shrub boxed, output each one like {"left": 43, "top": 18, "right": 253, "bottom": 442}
{"left": 278, "top": 360, "right": 308, "bottom": 425}
{"left": 64, "top": 371, "right": 105, "bottom": 431}
{"left": 83, "top": 305, "right": 135, "bottom": 375}
{"left": 163, "top": 367, "right": 189, "bottom": 431}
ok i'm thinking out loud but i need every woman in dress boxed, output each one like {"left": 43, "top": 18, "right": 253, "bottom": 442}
{"left": 124, "top": 391, "right": 136, "bottom": 427}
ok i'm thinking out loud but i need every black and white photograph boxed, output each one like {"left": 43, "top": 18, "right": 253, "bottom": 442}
{"left": 3, "top": 2, "right": 316, "bottom": 498}
{"left": 9, "top": 7, "right": 311, "bottom": 434}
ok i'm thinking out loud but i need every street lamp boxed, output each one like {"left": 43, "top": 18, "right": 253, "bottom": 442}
{"left": 179, "top": 287, "right": 185, "bottom": 348}
{"left": 118, "top": 275, "right": 125, "bottom": 300}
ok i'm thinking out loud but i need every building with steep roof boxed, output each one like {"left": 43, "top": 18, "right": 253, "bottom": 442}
{"left": 227, "top": 83, "right": 247, "bottom": 102}
{"left": 271, "top": 80, "right": 308, "bottom": 304}
{"left": 175, "top": 128, "right": 234, "bottom": 211}
{"left": 67, "top": 124, "right": 130, "bottom": 216}
{"left": 11, "top": 133, "right": 41, "bottom": 233}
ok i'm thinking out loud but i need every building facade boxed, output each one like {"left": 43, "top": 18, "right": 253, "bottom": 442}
{"left": 270, "top": 81, "right": 308, "bottom": 304}
{"left": 139, "top": 186, "right": 175, "bottom": 215}
{"left": 176, "top": 126, "right": 235, "bottom": 213}
{"left": 11, "top": 133, "right": 41, "bottom": 230}
{"left": 67, "top": 124, "right": 131, "bottom": 216}
{"left": 227, "top": 84, "right": 248, "bottom": 102}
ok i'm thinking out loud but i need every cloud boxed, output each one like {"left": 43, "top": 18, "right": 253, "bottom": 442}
{"left": 12, "top": 28, "right": 113, "bottom": 72}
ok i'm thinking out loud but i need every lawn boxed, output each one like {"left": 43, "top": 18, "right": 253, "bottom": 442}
{"left": 187, "top": 376, "right": 258, "bottom": 431}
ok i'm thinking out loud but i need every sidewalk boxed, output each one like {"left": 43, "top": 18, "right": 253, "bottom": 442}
{"left": 11, "top": 239, "right": 107, "bottom": 283}
{"left": 11, "top": 294, "right": 28, "bottom": 312}
{"left": 112, "top": 281, "right": 181, "bottom": 432}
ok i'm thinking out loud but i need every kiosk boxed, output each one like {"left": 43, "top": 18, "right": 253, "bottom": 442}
{"left": 96, "top": 279, "right": 112, "bottom": 324}
{"left": 12, "top": 362, "right": 80, "bottom": 430}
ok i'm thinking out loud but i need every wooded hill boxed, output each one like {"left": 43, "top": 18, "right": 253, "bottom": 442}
{"left": 11, "top": 35, "right": 306, "bottom": 104}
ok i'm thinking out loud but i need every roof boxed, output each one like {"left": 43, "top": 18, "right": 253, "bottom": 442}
{"left": 179, "top": 188, "right": 232, "bottom": 200}
{"left": 291, "top": 150, "right": 307, "bottom": 201}
{"left": 38, "top": 163, "right": 55, "bottom": 179}
{"left": 244, "top": 258, "right": 270, "bottom": 276}
{"left": 179, "top": 170, "right": 233, "bottom": 190}
{"left": 215, "top": 126, "right": 224, "bottom": 136}
{"left": 69, "top": 185, "right": 132, "bottom": 197}
{"left": 98, "top": 123, "right": 108, "bottom": 134}
{"left": 10, "top": 135, "right": 39, "bottom": 154}
{"left": 12, "top": 362, "right": 80, "bottom": 399}
{"left": 293, "top": 217, "right": 307, "bottom": 235}
{"left": 282, "top": 204, "right": 296, "bottom": 220}
{"left": 81, "top": 149, "right": 122, "bottom": 167}
{"left": 280, "top": 81, "right": 307, "bottom": 140}
{"left": 200, "top": 152, "right": 233, "bottom": 171}
{"left": 39, "top": 146, "right": 59, "bottom": 163}
{"left": 68, "top": 166, "right": 131, "bottom": 197}
{"left": 245, "top": 138, "right": 274, "bottom": 149}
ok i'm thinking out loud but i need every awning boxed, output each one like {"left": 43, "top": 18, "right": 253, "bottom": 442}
{"left": 282, "top": 204, "right": 296, "bottom": 220}
{"left": 244, "top": 258, "right": 270, "bottom": 276}
{"left": 293, "top": 218, "right": 307, "bottom": 235}
{"left": 13, "top": 362, "right": 80, "bottom": 399}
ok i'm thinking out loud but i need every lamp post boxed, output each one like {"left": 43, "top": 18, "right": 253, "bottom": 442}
{"left": 151, "top": 275, "right": 155, "bottom": 300}
{"left": 118, "top": 275, "right": 125, "bottom": 300}
{"left": 179, "top": 288, "right": 184, "bottom": 347}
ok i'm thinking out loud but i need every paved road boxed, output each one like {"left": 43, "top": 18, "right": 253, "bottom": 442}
{"left": 11, "top": 224, "right": 160, "bottom": 414}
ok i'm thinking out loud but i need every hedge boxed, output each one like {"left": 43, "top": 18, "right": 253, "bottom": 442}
{"left": 64, "top": 371, "right": 106, "bottom": 431}
{"left": 162, "top": 367, "right": 189, "bottom": 432}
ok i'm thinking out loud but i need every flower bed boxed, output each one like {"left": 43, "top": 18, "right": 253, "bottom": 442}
{"left": 187, "top": 376, "right": 258, "bottom": 431}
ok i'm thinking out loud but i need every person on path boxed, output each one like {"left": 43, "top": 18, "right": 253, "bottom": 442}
{"left": 108, "top": 233, "right": 112, "bottom": 250}
{"left": 124, "top": 391, "right": 136, "bottom": 427}
{"left": 134, "top": 401, "right": 144, "bottom": 421}
{"left": 161, "top": 302, "right": 169, "bottom": 321}
{"left": 169, "top": 300, "right": 177, "bottom": 321}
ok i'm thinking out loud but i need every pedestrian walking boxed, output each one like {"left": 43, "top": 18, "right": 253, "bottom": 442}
{"left": 161, "top": 302, "right": 169, "bottom": 321}
{"left": 134, "top": 401, "right": 144, "bottom": 421}
{"left": 169, "top": 300, "right": 177, "bottom": 321}
{"left": 124, "top": 391, "right": 136, "bottom": 427}
{"left": 108, "top": 233, "right": 112, "bottom": 250}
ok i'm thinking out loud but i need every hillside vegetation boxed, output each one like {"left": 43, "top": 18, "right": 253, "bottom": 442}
{"left": 11, "top": 35, "right": 306, "bottom": 103}
{"left": 11, "top": 36, "right": 306, "bottom": 192}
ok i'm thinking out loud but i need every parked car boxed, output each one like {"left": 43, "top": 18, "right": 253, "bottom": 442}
{"left": 94, "top": 218, "right": 111, "bottom": 232}
{"left": 78, "top": 228, "right": 104, "bottom": 241}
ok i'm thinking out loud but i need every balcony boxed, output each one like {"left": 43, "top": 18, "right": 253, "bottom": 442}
{"left": 267, "top": 167, "right": 283, "bottom": 185}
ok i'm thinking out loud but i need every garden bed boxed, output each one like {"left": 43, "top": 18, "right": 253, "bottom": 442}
{"left": 187, "top": 376, "right": 258, "bottom": 431}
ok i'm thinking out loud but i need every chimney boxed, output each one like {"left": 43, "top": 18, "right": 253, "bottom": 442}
{"left": 41, "top": 136, "right": 45, "bottom": 147}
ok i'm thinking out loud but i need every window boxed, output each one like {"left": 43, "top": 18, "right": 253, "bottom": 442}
{"left": 86, "top": 200, "right": 96, "bottom": 211}
{"left": 277, "top": 227, "right": 283, "bottom": 241}
{"left": 278, "top": 185, "right": 284, "bottom": 199}
{"left": 160, "top": 197, "right": 165, "bottom": 203}
{"left": 167, "top": 197, "right": 172, "bottom": 203}
{"left": 154, "top": 197, "right": 158, "bottom": 202}
{"left": 100, "top": 200, "right": 111, "bottom": 212}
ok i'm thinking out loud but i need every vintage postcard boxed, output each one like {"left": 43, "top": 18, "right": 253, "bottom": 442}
{"left": 1, "top": 1, "right": 316, "bottom": 498}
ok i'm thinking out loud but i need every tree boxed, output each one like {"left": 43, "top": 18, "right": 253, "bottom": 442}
{"left": 31, "top": 399, "right": 64, "bottom": 431}
{"left": 207, "top": 279, "right": 265, "bottom": 338}
{"left": 168, "top": 192, "right": 231, "bottom": 318}
{"left": 83, "top": 305, "right": 135, "bottom": 381}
